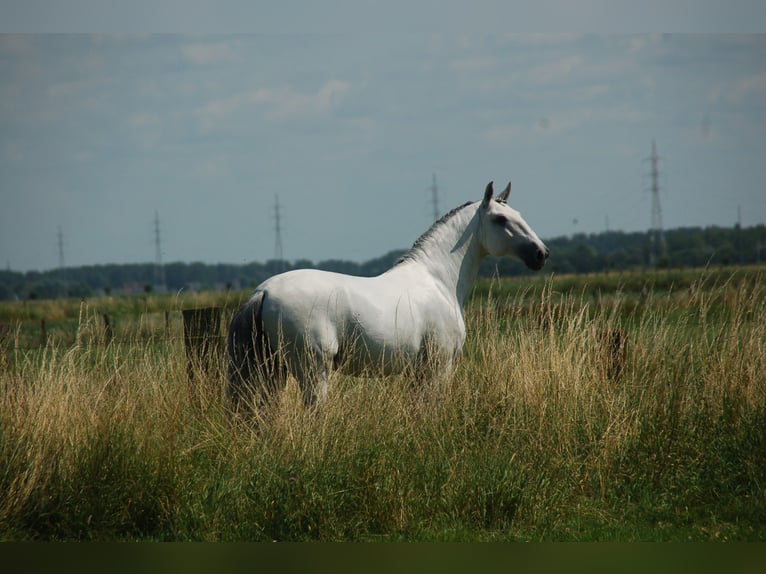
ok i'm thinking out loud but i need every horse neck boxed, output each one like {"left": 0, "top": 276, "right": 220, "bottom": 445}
{"left": 405, "top": 203, "right": 485, "bottom": 307}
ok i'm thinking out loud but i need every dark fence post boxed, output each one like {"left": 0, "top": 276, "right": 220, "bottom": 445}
{"left": 102, "top": 313, "right": 114, "bottom": 344}
{"left": 182, "top": 307, "right": 223, "bottom": 382}
{"left": 600, "top": 329, "right": 627, "bottom": 382}
{"left": 40, "top": 318, "right": 47, "bottom": 347}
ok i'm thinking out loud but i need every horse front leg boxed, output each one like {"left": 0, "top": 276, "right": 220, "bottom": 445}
{"left": 293, "top": 342, "right": 335, "bottom": 409}
{"left": 413, "top": 336, "right": 456, "bottom": 402}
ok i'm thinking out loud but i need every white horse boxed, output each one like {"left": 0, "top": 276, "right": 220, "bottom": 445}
{"left": 227, "top": 181, "right": 549, "bottom": 411}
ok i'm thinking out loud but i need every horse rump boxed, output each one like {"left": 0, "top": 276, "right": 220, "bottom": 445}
{"left": 226, "top": 291, "right": 284, "bottom": 413}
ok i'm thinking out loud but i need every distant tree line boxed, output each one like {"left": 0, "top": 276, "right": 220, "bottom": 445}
{"left": 1, "top": 224, "right": 764, "bottom": 301}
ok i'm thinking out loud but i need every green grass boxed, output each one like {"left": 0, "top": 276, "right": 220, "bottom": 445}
{"left": 1, "top": 267, "right": 764, "bottom": 541}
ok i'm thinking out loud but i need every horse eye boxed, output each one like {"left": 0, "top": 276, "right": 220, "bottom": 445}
{"left": 492, "top": 214, "right": 509, "bottom": 225}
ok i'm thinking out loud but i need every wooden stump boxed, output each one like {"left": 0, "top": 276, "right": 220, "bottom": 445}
{"left": 102, "top": 313, "right": 114, "bottom": 344}
{"left": 183, "top": 307, "right": 224, "bottom": 410}
{"left": 182, "top": 307, "right": 222, "bottom": 381}
{"left": 600, "top": 329, "right": 628, "bottom": 382}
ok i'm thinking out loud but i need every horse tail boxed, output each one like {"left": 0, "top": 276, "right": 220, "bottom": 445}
{"left": 227, "top": 290, "right": 269, "bottom": 413}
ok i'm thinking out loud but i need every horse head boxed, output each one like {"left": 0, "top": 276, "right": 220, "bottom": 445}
{"left": 479, "top": 181, "right": 549, "bottom": 270}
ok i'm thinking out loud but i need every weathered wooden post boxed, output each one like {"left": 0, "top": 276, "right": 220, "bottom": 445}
{"left": 40, "top": 318, "right": 47, "bottom": 347}
{"left": 102, "top": 313, "right": 114, "bottom": 344}
{"left": 600, "top": 329, "right": 627, "bottom": 382}
{"left": 182, "top": 307, "right": 222, "bottom": 382}
{"left": 182, "top": 306, "right": 224, "bottom": 410}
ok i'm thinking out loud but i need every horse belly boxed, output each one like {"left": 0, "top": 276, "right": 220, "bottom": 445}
{"left": 333, "top": 292, "right": 433, "bottom": 375}
{"left": 337, "top": 325, "right": 421, "bottom": 376}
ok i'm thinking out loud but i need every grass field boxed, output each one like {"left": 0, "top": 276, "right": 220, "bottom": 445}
{"left": 1, "top": 267, "right": 764, "bottom": 541}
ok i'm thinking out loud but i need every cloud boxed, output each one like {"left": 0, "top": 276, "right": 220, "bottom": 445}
{"left": 627, "top": 34, "right": 663, "bottom": 54}
{"left": 0, "top": 34, "right": 34, "bottom": 54}
{"left": 483, "top": 103, "right": 655, "bottom": 144}
{"left": 707, "top": 67, "right": 766, "bottom": 107}
{"left": 484, "top": 125, "right": 519, "bottom": 144}
{"left": 191, "top": 155, "right": 227, "bottom": 179}
{"left": 508, "top": 34, "right": 584, "bottom": 47}
{"left": 730, "top": 70, "right": 766, "bottom": 103}
{"left": 195, "top": 79, "right": 351, "bottom": 129}
{"left": 528, "top": 54, "right": 584, "bottom": 84}
{"left": 127, "top": 112, "right": 160, "bottom": 128}
{"left": 181, "top": 41, "right": 235, "bottom": 65}
{"left": 449, "top": 57, "right": 496, "bottom": 72}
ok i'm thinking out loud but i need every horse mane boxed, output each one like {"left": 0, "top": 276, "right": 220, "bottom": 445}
{"left": 394, "top": 201, "right": 474, "bottom": 266}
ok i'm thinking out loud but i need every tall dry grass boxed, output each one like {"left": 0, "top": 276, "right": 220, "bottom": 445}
{"left": 1, "top": 272, "right": 764, "bottom": 540}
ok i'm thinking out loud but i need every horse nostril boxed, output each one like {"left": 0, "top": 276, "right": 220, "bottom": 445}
{"left": 536, "top": 248, "right": 545, "bottom": 262}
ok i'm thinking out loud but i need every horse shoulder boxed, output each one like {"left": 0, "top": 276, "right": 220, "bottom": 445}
{"left": 387, "top": 270, "right": 465, "bottom": 352}
{"left": 412, "top": 277, "right": 466, "bottom": 353}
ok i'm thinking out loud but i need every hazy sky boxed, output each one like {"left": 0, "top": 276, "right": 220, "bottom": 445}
{"left": 1, "top": 5, "right": 765, "bottom": 271}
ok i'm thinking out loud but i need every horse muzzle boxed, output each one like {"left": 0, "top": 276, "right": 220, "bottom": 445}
{"left": 523, "top": 244, "right": 549, "bottom": 271}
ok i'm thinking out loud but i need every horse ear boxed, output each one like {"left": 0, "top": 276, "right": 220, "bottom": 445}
{"left": 499, "top": 181, "right": 511, "bottom": 202}
{"left": 482, "top": 181, "right": 494, "bottom": 207}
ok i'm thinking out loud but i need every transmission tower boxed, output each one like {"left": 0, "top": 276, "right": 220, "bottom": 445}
{"left": 153, "top": 211, "right": 166, "bottom": 292}
{"left": 273, "top": 194, "right": 284, "bottom": 267}
{"left": 57, "top": 226, "right": 65, "bottom": 269}
{"left": 647, "top": 140, "right": 667, "bottom": 266}
{"left": 427, "top": 173, "right": 440, "bottom": 221}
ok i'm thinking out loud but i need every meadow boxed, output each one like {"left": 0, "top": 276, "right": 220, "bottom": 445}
{"left": 0, "top": 267, "right": 764, "bottom": 541}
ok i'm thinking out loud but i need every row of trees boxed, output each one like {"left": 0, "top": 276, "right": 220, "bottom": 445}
{"left": 1, "top": 224, "right": 764, "bottom": 301}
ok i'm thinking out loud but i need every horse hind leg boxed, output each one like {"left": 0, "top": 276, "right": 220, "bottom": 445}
{"left": 227, "top": 291, "right": 286, "bottom": 416}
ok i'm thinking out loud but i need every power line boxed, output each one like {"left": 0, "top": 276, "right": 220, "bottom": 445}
{"left": 57, "top": 226, "right": 65, "bottom": 269}
{"left": 154, "top": 210, "right": 166, "bottom": 292}
{"left": 273, "top": 194, "right": 284, "bottom": 267}
{"left": 737, "top": 204, "right": 744, "bottom": 265}
{"left": 427, "top": 173, "right": 440, "bottom": 221}
{"left": 646, "top": 140, "right": 667, "bottom": 266}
